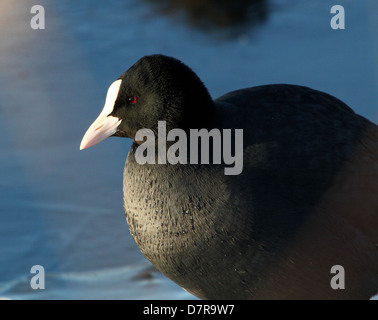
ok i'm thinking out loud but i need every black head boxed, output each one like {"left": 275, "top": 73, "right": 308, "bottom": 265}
{"left": 80, "top": 54, "right": 214, "bottom": 150}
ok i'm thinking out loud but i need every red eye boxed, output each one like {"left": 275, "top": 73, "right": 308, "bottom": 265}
{"left": 128, "top": 96, "right": 138, "bottom": 104}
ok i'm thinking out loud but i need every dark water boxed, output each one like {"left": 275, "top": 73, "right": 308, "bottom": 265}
{"left": 144, "top": 0, "right": 269, "bottom": 35}
{"left": 0, "top": 0, "right": 377, "bottom": 299}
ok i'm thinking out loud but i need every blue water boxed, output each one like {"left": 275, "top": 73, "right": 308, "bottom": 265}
{"left": 0, "top": 0, "right": 377, "bottom": 299}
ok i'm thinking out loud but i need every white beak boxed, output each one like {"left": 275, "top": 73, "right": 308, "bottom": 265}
{"left": 80, "top": 80, "right": 122, "bottom": 150}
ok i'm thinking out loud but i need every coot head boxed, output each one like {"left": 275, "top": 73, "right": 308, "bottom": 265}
{"left": 80, "top": 54, "right": 213, "bottom": 150}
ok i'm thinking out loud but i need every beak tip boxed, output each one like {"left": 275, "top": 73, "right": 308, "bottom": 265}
{"left": 79, "top": 141, "right": 86, "bottom": 151}
{"left": 79, "top": 140, "right": 90, "bottom": 151}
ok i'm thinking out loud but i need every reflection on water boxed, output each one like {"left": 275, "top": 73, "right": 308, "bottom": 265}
{"left": 145, "top": 0, "right": 269, "bottom": 35}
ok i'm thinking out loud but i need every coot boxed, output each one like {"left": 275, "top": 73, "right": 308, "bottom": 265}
{"left": 80, "top": 54, "right": 378, "bottom": 299}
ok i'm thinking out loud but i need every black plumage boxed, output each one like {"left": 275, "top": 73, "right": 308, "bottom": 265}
{"left": 81, "top": 55, "right": 378, "bottom": 299}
